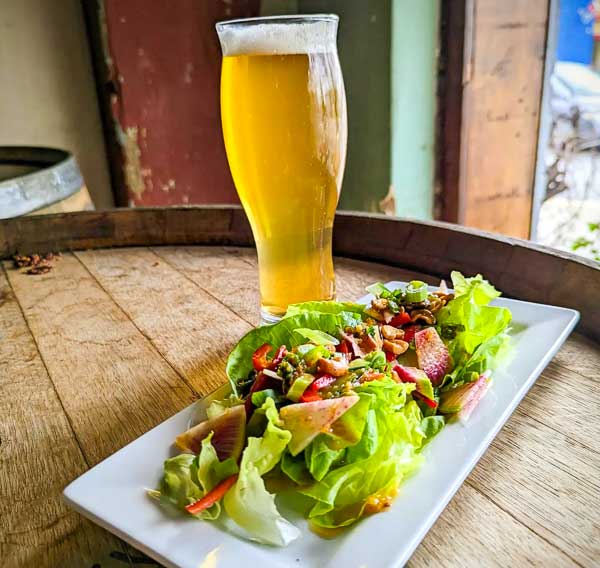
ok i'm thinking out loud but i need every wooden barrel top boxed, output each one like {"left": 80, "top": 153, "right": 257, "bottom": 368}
{"left": 1, "top": 207, "right": 598, "bottom": 567}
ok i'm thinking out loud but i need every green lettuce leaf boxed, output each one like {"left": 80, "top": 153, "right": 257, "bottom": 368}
{"left": 299, "top": 378, "right": 426, "bottom": 528}
{"left": 293, "top": 328, "right": 339, "bottom": 345}
{"left": 437, "top": 271, "right": 512, "bottom": 388}
{"left": 285, "top": 300, "right": 366, "bottom": 320}
{"left": 192, "top": 434, "right": 238, "bottom": 519}
{"left": 156, "top": 454, "right": 202, "bottom": 509}
{"left": 226, "top": 311, "right": 360, "bottom": 390}
{"left": 419, "top": 415, "right": 445, "bottom": 440}
{"left": 280, "top": 450, "right": 312, "bottom": 485}
{"left": 155, "top": 434, "right": 238, "bottom": 520}
{"left": 326, "top": 393, "right": 371, "bottom": 449}
{"left": 304, "top": 435, "right": 345, "bottom": 481}
{"left": 223, "top": 398, "right": 300, "bottom": 546}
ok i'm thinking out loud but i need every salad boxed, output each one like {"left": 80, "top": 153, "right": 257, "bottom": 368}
{"left": 149, "top": 272, "right": 512, "bottom": 546}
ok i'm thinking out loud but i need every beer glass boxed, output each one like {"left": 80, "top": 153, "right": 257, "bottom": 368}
{"left": 216, "top": 15, "right": 347, "bottom": 324}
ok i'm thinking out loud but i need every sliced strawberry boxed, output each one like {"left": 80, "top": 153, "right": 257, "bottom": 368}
{"left": 414, "top": 327, "right": 451, "bottom": 385}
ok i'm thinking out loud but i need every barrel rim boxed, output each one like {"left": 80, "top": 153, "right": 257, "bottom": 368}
{"left": 0, "top": 206, "right": 597, "bottom": 342}
{"left": 0, "top": 147, "right": 84, "bottom": 220}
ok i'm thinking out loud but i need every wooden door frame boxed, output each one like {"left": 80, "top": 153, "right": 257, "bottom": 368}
{"left": 436, "top": 0, "right": 468, "bottom": 224}
{"left": 436, "top": 0, "right": 551, "bottom": 239}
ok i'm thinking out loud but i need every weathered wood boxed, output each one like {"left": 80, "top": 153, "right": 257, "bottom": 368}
{"left": 437, "top": 0, "right": 467, "bottom": 223}
{"left": 3, "top": 253, "right": 197, "bottom": 467}
{"left": 151, "top": 246, "right": 261, "bottom": 326}
{"left": 458, "top": 0, "right": 550, "bottom": 238}
{"left": 518, "top": 360, "right": 599, "bottom": 452}
{"left": 1, "top": 207, "right": 597, "bottom": 340}
{"left": 0, "top": 237, "right": 598, "bottom": 565}
{"left": 0, "top": 268, "right": 120, "bottom": 567}
{"left": 408, "top": 483, "right": 575, "bottom": 567}
{"left": 75, "top": 247, "right": 251, "bottom": 393}
{"left": 151, "top": 246, "right": 437, "bottom": 328}
{"left": 469, "top": 409, "right": 600, "bottom": 566}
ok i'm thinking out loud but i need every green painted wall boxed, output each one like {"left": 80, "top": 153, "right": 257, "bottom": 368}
{"left": 260, "top": 0, "right": 438, "bottom": 219}
{"left": 391, "top": 0, "right": 439, "bottom": 219}
{"left": 301, "top": 0, "right": 392, "bottom": 212}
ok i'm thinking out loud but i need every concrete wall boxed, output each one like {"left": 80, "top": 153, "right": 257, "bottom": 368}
{"left": 0, "top": 0, "right": 113, "bottom": 208}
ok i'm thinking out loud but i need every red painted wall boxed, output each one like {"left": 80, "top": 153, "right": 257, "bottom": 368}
{"left": 103, "top": 0, "right": 259, "bottom": 206}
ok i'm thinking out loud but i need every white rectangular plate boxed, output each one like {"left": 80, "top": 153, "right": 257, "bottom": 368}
{"left": 64, "top": 283, "right": 579, "bottom": 568}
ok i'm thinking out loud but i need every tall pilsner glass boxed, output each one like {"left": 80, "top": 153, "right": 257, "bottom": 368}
{"left": 216, "top": 15, "right": 347, "bottom": 324}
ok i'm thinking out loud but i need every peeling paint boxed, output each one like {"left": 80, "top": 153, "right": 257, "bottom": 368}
{"left": 379, "top": 185, "right": 396, "bottom": 216}
{"left": 116, "top": 123, "right": 145, "bottom": 199}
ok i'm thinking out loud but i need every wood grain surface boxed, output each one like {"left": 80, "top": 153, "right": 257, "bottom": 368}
{"left": 0, "top": 245, "right": 597, "bottom": 567}
{"left": 1, "top": 207, "right": 598, "bottom": 341}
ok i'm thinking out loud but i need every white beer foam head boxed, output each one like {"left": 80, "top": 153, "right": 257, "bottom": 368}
{"left": 217, "top": 17, "right": 337, "bottom": 56}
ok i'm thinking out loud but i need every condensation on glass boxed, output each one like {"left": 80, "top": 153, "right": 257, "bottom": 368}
{"left": 217, "top": 15, "right": 347, "bottom": 324}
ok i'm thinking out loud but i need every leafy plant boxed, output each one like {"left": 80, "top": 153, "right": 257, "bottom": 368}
{"left": 571, "top": 222, "right": 600, "bottom": 262}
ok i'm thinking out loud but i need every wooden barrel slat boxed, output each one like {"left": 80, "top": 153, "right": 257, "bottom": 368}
{"left": 1, "top": 206, "right": 597, "bottom": 341}
{"left": 1, "top": 207, "right": 598, "bottom": 567}
{"left": 0, "top": 268, "right": 121, "bottom": 566}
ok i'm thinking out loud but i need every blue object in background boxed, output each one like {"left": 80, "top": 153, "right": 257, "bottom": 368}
{"left": 557, "top": 0, "right": 594, "bottom": 64}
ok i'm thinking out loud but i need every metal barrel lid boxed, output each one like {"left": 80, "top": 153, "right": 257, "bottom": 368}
{"left": 0, "top": 147, "right": 84, "bottom": 219}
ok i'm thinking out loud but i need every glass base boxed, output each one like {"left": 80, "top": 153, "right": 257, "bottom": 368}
{"left": 260, "top": 308, "right": 282, "bottom": 326}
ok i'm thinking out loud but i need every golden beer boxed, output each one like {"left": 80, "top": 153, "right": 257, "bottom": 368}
{"left": 217, "top": 16, "right": 347, "bottom": 322}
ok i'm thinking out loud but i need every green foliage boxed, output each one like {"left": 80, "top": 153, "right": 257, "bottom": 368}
{"left": 571, "top": 222, "right": 600, "bottom": 262}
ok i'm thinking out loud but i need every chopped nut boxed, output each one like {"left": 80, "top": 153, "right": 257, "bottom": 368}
{"left": 410, "top": 309, "right": 436, "bottom": 325}
{"left": 372, "top": 298, "right": 389, "bottom": 311}
{"left": 317, "top": 357, "right": 348, "bottom": 377}
{"left": 13, "top": 251, "right": 60, "bottom": 274}
{"left": 383, "top": 339, "right": 409, "bottom": 355}
{"left": 433, "top": 292, "right": 455, "bottom": 304}
{"left": 360, "top": 371, "right": 386, "bottom": 384}
{"left": 427, "top": 296, "right": 444, "bottom": 313}
{"left": 381, "top": 325, "right": 403, "bottom": 340}
{"left": 358, "top": 326, "right": 383, "bottom": 353}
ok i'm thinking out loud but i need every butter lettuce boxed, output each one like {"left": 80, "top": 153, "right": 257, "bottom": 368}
{"left": 154, "top": 434, "right": 238, "bottom": 520}
{"left": 304, "top": 435, "right": 344, "bottom": 481}
{"left": 156, "top": 273, "right": 513, "bottom": 544}
{"left": 223, "top": 398, "right": 300, "bottom": 546}
{"left": 298, "top": 379, "right": 426, "bottom": 528}
{"left": 285, "top": 301, "right": 366, "bottom": 319}
{"left": 226, "top": 309, "right": 362, "bottom": 392}
{"left": 437, "top": 272, "right": 512, "bottom": 388}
